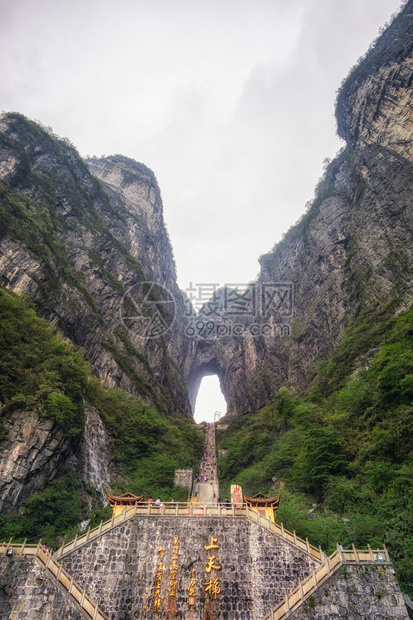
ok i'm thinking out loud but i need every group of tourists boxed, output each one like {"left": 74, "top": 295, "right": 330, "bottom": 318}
{"left": 147, "top": 497, "right": 165, "bottom": 508}
{"left": 197, "top": 423, "right": 217, "bottom": 485}
{"left": 192, "top": 423, "right": 221, "bottom": 503}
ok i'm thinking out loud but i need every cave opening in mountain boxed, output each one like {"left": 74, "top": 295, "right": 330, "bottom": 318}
{"left": 193, "top": 374, "right": 227, "bottom": 424}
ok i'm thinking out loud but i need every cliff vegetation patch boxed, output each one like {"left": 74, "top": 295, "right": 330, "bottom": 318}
{"left": 217, "top": 306, "right": 413, "bottom": 592}
{"left": 0, "top": 291, "right": 203, "bottom": 547}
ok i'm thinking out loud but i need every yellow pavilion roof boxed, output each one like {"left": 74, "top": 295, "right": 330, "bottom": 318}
{"left": 108, "top": 492, "right": 144, "bottom": 506}
{"left": 243, "top": 492, "right": 281, "bottom": 509}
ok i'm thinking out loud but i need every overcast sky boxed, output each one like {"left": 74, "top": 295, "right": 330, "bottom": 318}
{"left": 0, "top": 0, "right": 404, "bottom": 422}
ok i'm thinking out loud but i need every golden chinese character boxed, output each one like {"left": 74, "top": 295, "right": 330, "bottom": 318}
{"left": 153, "top": 596, "right": 162, "bottom": 611}
{"left": 204, "top": 577, "right": 221, "bottom": 599}
{"left": 188, "top": 581, "right": 196, "bottom": 596}
{"left": 188, "top": 569, "right": 197, "bottom": 606}
{"left": 205, "top": 555, "right": 221, "bottom": 573}
{"left": 204, "top": 536, "right": 219, "bottom": 551}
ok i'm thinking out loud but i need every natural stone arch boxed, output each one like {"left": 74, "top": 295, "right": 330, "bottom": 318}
{"left": 186, "top": 358, "right": 227, "bottom": 413}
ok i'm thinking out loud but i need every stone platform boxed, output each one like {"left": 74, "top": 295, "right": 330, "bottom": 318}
{"left": 0, "top": 512, "right": 408, "bottom": 619}
{"left": 60, "top": 515, "right": 320, "bottom": 619}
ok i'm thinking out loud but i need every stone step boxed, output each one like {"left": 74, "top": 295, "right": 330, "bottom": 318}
{"left": 264, "top": 545, "right": 392, "bottom": 620}
{"left": 36, "top": 544, "right": 109, "bottom": 620}
{"left": 246, "top": 508, "right": 323, "bottom": 562}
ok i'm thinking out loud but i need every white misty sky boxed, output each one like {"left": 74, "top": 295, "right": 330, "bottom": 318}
{"left": 0, "top": 0, "right": 403, "bottom": 422}
{"left": 193, "top": 376, "right": 227, "bottom": 425}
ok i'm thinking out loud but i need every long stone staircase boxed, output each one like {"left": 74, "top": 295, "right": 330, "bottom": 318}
{"left": 1, "top": 505, "right": 393, "bottom": 619}
{"left": 263, "top": 544, "right": 390, "bottom": 619}
{"left": 0, "top": 419, "right": 395, "bottom": 619}
{"left": 0, "top": 539, "right": 109, "bottom": 619}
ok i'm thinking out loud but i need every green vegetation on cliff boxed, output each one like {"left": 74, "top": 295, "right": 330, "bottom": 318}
{"left": 0, "top": 289, "right": 89, "bottom": 438}
{"left": 91, "top": 386, "right": 202, "bottom": 499}
{"left": 0, "top": 290, "right": 203, "bottom": 547}
{"left": 0, "top": 113, "right": 190, "bottom": 417}
{"left": 217, "top": 306, "right": 413, "bottom": 592}
{"left": 0, "top": 113, "right": 147, "bottom": 309}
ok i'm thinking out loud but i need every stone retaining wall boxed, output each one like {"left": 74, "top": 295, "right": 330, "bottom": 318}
{"left": 249, "top": 521, "right": 320, "bottom": 619}
{"left": 60, "top": 516, "right": 320, "bottom": 619}
{"left": 288, "top": 563, "right": 408, "bottom": 619}
{"left": 0, "top": 556, "right": 82, "bottom": 620}
{"left": 0, "top": 519, "right": 408, "bottom": 620}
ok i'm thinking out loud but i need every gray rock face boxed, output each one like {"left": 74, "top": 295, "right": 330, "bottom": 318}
{"left": 77, "top": 409, "right": 111, "bottom": 505}
{"left": 0, "top": 238, "right": 41, "bottom": 294}
{"left": 85, "top": 154, "right": 191, "bottom": 408}
{"left": 0, "top": 120, "right": 191, "bottom": 510}
{"left": 184, "top": 3, "right": 413, "bottom": 414}
{"left": 184, "top": 139, "right": 413, "bottom": 416}
{"left": 0, "top": 411, "right": 71, "bottom": 514}
{"left": 0, "top": 3, "right": 412, "bottom": 508}
{"left": 0, "top": 119, "right": 191, "bottom": 417}
{"left": 336, "top": 0, "right": 413, "bottom": 160}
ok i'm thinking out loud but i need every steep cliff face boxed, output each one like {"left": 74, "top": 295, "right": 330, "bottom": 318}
{"left": 0, "top": 117, "right": 190, "bottom": 416}
{"left": 85, "top": 154, "right": 191, "bottom": 394}
{"left": 184, "top": 1, "right": 413, "bottom": 414}
{"left": 0, "top": 2, "right": 412, "bottom": 515}
{"left": 336, "top": 0, "right": 413, "bottom": 161}
{"left": 0, "top": 119, "right": 193, "bottom": 511}
{"left": 0, "top": 410, "right": 72, "bottom": 514}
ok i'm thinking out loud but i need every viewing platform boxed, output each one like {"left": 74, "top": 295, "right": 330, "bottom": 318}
{"left": 0, "top": 420, "right": 402, "bottom": 619}
{"left": 0, "top": 500, "right": 388, "bottom": 568}
{"left": 0, "top": 503, "right": 396, "bottom": 620}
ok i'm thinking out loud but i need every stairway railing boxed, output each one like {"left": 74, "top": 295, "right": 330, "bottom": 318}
{"left": 56, "top": 501, "right": 246, "bottom": 558}
{"left": 35, "top": 543, "right": 110, "bottom": 620}
{"left": 264, "top": 545, "right": 390, "bottom": 620}
{"left": 246, "top": 506, "right": 323, "bottom": 561}
{"left": 2, "top": 504, "right": 323, "bottom": 564}
{"left": 0, "top": 538, "right": 37, "bottom": 555}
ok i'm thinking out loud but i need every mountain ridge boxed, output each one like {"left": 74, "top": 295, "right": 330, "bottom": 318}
{"left": 0, "top": 1, "right": 412, "bottom": 587}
